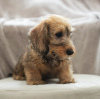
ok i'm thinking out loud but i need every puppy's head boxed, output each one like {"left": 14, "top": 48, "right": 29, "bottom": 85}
{"left": 28, "top": 15, "right": 75, "bottom": 60}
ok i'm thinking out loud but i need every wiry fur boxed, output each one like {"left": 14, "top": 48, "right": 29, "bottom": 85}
{"left": 13, "top": 15, "right": 76, "bottom": 85}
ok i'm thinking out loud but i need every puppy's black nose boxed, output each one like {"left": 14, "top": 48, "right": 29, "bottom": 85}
{"left": 66, "top": 50, "right": 74, "bottom": 55}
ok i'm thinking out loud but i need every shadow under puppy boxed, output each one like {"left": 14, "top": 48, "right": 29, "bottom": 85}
{"left": 13, "top": 15, "right": 76, "bottom": 85}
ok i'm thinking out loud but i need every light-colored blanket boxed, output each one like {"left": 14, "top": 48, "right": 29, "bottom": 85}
{"left": 0, "top": 0, "right": 100, "bottom": 79}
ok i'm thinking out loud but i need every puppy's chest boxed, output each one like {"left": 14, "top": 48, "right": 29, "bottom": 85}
{"left": 38, "top": 60, "right": 61, "bottom": 76}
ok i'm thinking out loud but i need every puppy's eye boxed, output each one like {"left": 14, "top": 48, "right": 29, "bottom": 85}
{"left": 55, "top": 32, "right": 62, "bottom": 38}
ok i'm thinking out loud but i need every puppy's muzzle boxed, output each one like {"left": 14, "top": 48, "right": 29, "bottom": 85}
{"left": 66, "top": 49, "right": 74, "bottom": 55}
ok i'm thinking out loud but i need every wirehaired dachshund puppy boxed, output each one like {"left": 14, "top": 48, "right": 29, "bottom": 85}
{"left": 13, "top": 15, "right": 76, "bottom": 85}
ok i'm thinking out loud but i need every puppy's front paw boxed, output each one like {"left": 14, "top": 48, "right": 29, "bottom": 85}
{"left": 58, "top": 78, "right": 75, "bottom": 84}
{"left": 27, "top": 81, "right": 46, "bottom": 85}
{"left": 72, "top": 78, "right": 75, "bottom": 83}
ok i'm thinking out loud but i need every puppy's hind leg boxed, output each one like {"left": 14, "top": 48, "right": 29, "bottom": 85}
{"left": 13, "top": 56, "right": 25, "bottom": 80}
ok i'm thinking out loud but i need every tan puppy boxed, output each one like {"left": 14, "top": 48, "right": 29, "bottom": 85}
{"left": 13, "top": 15, "right": 75, "bottom": 85}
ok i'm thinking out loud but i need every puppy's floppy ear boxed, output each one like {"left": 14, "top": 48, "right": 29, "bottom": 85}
{"left": 28, "top": 21, "right": 49, "bottom": 54}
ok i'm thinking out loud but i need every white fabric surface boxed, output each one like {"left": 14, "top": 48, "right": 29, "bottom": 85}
{"left": 0, "top": 74, "right": 100, "bottom": 99}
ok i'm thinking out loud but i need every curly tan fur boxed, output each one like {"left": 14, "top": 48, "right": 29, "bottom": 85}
{"left": 13, "top": 15, "right": 76, "bottom": 85}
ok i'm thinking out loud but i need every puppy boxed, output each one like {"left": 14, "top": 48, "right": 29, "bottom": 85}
{"left": 13, "top": 15, "right": 75, "bottom": 85}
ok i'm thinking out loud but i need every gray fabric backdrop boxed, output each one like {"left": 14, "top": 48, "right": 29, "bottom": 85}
{"left": 0, "top": 0, "right": 100, "bottom": 79}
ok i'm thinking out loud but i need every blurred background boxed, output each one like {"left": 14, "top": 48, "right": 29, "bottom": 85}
{"left": 0, "top": 0, "right": 100, "bottom": 79}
